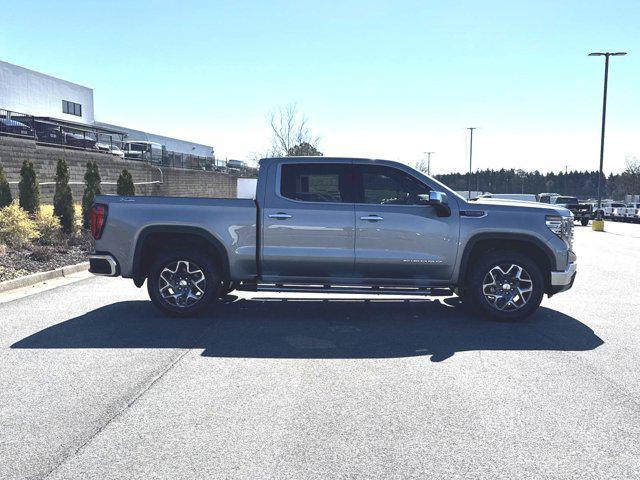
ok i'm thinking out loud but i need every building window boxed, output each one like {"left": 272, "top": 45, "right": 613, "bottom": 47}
{"left": 62, "top": 100, "right": 82, "bottom": 117}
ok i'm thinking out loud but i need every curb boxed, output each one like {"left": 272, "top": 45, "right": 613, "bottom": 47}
{"left": 0, "top": 262, "right": 90, "bottom": 294}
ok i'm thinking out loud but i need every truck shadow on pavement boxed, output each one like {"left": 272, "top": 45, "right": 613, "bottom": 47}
{"left": 12, "top": 297, "right": 603, "bottom": 362}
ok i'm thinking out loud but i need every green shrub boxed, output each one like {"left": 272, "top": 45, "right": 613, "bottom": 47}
{"left": 53, "top": 159, "right": 75, "bottom": 234}
{"left": 18, "top": 160, "right": 40, "bottom": 215}
{"left": 0, "top": 161, "right": 12, "bottom": 208}
{"left": 117, "top": 169, "right": 135, "bottom": 196}
{"left": 35, "top": 207, "right": 62, "bottom": 245}
{"left": 82, "top": 161, "right": 101, "bottom": 228}
{"left": 0, "top": 202, "right": 38, "bottom": 248}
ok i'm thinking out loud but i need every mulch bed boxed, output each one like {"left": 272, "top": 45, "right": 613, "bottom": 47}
{"left": 0, "top": 233, "right": 92, "bottom": 283}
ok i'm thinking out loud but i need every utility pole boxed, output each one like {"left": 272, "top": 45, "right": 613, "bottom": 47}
{"left": 589, "top": 51, "right": 627, "bottom": 220}
{"left": 467, "top": 127, "right": 476, "bottom": 199}
{"left": 423, "top": 151, "right": 435, "bottom": 176}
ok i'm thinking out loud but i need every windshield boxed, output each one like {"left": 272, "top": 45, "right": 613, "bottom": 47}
{"left": 555, "top": 196, "right": 578, "bottom": 205}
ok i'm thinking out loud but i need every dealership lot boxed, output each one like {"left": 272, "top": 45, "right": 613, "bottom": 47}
{"left": 1, "top": 222, "right": 639, "bottom": 479}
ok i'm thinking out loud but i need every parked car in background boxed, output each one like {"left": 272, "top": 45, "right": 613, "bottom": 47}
{"left": 226, "top": 159, "right": 247, "bottom": 173}
{"left": 604, "top": 202, "right": 627, "bottom": 220}
{"left": 123, "top": 141, "right": 164, "bottom": 163}
{"left": 0, "top": 118, "right": 35, "bottom": 137}
{"left": 538, "top": 194, "right": 591, "bottom": 226}
{"left": 628, "top": 203, "right": 640, "bottom": 223}
{"left": 65, "top": 132, "right": 97, "bottom": 149}
{"left": 96, "top": 142, "right": 125, "bottom": 158}
{"left": 89, "top": 156, "right": 577, "bottom": 321}
{"left": 34, "top": 121, "right": 63, "bottom": 144}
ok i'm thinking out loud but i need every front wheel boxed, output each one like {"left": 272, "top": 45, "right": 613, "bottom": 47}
{"left": 580, "top": 217, "right": 589, "bottom": 226}
{"left": 147, "top": 249, "right": 220, "bottom": 317}
{"left": 467, "top": 251, "right": 545, "bottom": 321}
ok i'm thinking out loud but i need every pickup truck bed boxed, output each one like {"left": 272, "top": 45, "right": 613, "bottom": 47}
{"left": 92, "top": 196, "right": 258, "bottom": 281}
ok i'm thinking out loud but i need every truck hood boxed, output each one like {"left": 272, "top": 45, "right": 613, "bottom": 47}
{"left": 469, "top": 198, "right": 572, "bottom": 216}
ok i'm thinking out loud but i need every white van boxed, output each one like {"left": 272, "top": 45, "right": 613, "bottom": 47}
{"left": 123, "top": 141, "right": 165, "bottom": 163}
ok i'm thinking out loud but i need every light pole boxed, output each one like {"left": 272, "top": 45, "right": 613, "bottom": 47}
{"left": 589, "top": 51, "right": 627, "bottom": 220}
{"left": 467, "top": 127, "right": 476, "bottom": 199}
{"left": 423, "top": 151, "right": 434, "bottom": 176}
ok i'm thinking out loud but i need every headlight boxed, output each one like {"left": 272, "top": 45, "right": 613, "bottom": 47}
{"left": 546, "top": 214, "right": 573, "bottom": 248}
{"left": 546, "top": 215, "right": 563, "bottom": 236}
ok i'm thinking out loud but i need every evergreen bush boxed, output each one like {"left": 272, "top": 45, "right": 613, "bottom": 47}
{"left": 18, "top": 160, "right": 40, "bottom": 215}
{"left": 82, "top": 161, "right": 101, "bottom": 228}
{"left": 0, "top": 161, "right": 12, "bottom": 208}
{"left": 53, "top": 159, "right": 75, "bottom": 234}
{"left": 117, "top": 169, "right": 135, "bottom": 196}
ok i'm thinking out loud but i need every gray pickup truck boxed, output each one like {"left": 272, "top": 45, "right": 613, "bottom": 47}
{"left": 89, "top": 157, "right": 576, "bottom": 320}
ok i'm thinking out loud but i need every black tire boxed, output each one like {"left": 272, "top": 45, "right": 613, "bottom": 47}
{"left": 580, "top": 217, "right": 589, "bottom": 226}
{"left": 467, "top": 250, "right": 545, "bottom": 321}
{"left": 147, "top": 248, "right": 220, "bottom": 317}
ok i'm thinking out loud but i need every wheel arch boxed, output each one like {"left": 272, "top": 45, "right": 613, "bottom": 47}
{"left": 458, "top": 233, "right": 556, "bottom": 292}
{"left": 132, "top": 226, "right": 230, "bottom": 287}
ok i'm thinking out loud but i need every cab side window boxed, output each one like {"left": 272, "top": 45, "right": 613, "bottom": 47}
{"left": 280, "top": 163, "right": 353, "bottom": 203}
{"left": 356, "top": 165, "right": 430, "bottom": 205}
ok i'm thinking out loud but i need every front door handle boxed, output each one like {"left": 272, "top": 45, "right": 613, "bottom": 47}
{"left": 269, "top": 213, "right": 292, "bottom": 220}
{"left": 360, "top": 215, "right": 384, "bottom": 222}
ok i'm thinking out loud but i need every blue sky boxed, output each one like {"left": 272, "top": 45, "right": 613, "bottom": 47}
{"left": 1, "top": 0, "right": 638, "bottom": 173}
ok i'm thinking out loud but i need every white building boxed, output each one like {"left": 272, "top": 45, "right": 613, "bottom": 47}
{"left": 0, "top": 60, "right": 214, "bottom": 158}
{"left": 0, "top": 60, "right": 94, "bottom": 124}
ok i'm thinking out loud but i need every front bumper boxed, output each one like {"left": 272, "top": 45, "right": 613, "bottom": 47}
{"left": 548, "top": 261, "right": 576, "bottom": 295}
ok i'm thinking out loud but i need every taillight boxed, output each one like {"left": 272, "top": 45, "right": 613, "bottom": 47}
{"left": 90, "top": 203, "right": 108, "bottom": 240}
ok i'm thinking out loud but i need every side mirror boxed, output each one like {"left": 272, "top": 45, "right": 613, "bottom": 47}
{"left": 418, "top": 191, "right": 451, "bottom": 217}
{"left": 418, "top": 191, "right": 448, "bottom": 205}
{"left": 428, "top": 191, "right": 447, "bottom": 205}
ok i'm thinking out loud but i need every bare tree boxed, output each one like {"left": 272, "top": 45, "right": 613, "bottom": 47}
{"left": 269, "top": 104, "right": 320, "bottom": 156}
{"left": 414, "top": 159, "right": 429, "bottom": 174}
{"left": 620, "top": 155, "right": 640, "bottom": 196}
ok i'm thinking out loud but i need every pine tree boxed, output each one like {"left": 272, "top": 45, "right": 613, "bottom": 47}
{"left": 82, "top": 161, "right": 102, "bottom": 228}
{"left": 0, "top": 161, "right": 12, "bottom": 208}
{"left": 117, "top": 169, "right": 135, "bottom": 196}
{"left": 53, "top": 159, "right": 75, "bottom": 234}
{"left": 18, "top": 160, "right": 40, "bottom": 215}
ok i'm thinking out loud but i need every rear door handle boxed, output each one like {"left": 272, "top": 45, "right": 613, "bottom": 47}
{"left": 269, "top": 213, "right": 292, "bottom": 220}
{"left": 360, "top": 215, "right": 384, "bottom": 221}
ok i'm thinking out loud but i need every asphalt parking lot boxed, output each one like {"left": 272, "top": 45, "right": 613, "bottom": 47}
{"left": 1, "top": 222, "right": 639, "bottom": 480}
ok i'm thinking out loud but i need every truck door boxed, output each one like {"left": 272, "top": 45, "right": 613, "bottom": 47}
{"left": 352, "top": 163, "right": 460, "bottom": 285}
{"left": 261, "top": 161, "right": 356, "bottom": 281}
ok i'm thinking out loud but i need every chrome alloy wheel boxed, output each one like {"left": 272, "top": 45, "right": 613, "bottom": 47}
{"left": 482, "top": 263, "right": 533, "bottom": 312}
{"left": 158, "top": 260, "right": 207, "bottom": 308}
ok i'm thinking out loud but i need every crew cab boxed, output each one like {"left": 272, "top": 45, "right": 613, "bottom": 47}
{"left": 89, "top": 157, "right": 577, "bottom": 321}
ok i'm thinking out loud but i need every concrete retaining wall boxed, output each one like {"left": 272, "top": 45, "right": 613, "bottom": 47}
{"left": 0, "top": 135, "right": 238, "bottom": 202}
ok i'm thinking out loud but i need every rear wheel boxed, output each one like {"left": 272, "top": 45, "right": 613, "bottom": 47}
{"left": 147, "top": 249, "right": 219, "bottom": 317}
{"left": 467, "top": 251, "right": 544, "bottom": 321}
{"left": 580, "top": 217, "right": 589, "bottom": 226}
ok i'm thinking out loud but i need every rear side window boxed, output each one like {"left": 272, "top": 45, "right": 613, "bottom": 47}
{"left": 356, "top": 165, "right": 430, "bottom": 205}
{"left": 280, "top": 163, "right": 353, "bottom": 203}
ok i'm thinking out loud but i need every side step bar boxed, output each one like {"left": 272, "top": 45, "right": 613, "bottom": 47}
{"left": 236, "top": 283, "right": 453, "bottom": 297}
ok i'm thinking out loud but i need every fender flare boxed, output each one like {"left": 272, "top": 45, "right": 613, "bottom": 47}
{"left": 458, "top": 232, "right": 557, "bottom": 285}
{"left": 132, "top": 225, "right": 230, "bottom": 287}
